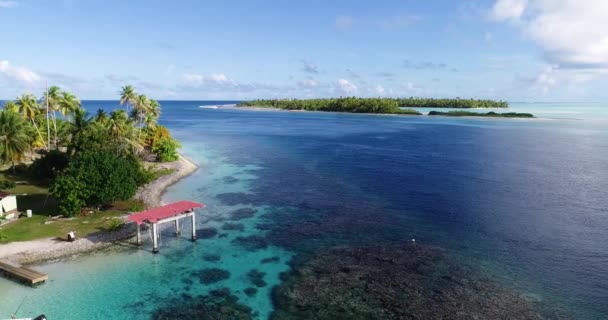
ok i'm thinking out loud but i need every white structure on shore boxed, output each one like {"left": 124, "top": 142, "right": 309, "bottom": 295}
{"left": 0, "top": 192, "right": 18, "bottom": 220}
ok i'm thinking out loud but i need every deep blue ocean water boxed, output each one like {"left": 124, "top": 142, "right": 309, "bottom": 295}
{"left": 0, "top": 101, "right": 607, "bottom": 319}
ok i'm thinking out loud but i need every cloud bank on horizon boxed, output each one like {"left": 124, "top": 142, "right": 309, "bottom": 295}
{"left": 0, "top": 0, "right": 607, "bottom": 101}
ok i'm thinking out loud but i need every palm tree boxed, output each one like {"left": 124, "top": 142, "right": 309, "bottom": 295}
{"left": 67, "top": 107, "right": 90, "bottom": 155}
{"left": 148, "top": 99, "right": 160, "bottom": 120}
{"left": 58, "top": 91, "right": 81, "bottom": 119}
{"left": 134, "top": 94, "right": 150, "bottom": 155}
{"left": 119, "top": 85, "right": 137, "bottom": 113}
{"left": 107, "top": 110, "right": 129, "bottom": 144}
{"left": 94, "top": 109, "right": 108, "bottom": 122}
{"left": 144, "top": 113, "right": 158, "bottom": 131}
{"left": 42, "top": 85, "right": 62, "bottom": 148}
{"left": 3, "top": 101, "right": 19, "bottom": 113}
{"left": 16, "top": 94, "right": 47, "bottom": 150}
{"left": 0, "top": 111, "right": 31, "bottom": 170}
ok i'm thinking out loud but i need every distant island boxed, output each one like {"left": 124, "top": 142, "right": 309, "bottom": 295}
{"left": 428, "top": 111, "right": 534, "bottom": 118}
{"left": 238, "top": 97, "right": 509, "bottom": 115}
{"left": 240, "top": 98, "right": 421, "bottom": 115}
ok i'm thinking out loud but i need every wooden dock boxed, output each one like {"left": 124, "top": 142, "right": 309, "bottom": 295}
{"left": 0, "top": 260, "right": 48, "bottom": 286}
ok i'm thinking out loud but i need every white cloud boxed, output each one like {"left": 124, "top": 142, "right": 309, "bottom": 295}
{"left": 182, "top": 73, "right": 204, "bottom": 84}
{"left": 532, "top": 65, "right": 558, "bottom": 94}
{"left": 0, "top": 1, "right": 18, "bottom": 8}
{"left": 178, "top": 72, "right": 293, "bottom": 96}
{"left": 491, "top": 0, "right": 527, "bottom": 21}
{"left": 337, "top": 79, "right": 358, "bottom": 94}
{"left": 0, "top": 60, "right": 41, "bottom": 85}
{"left": 206, "top": 73, "right": 234, "bottom": 85}
{"left": 491, "top": 0, "right": 608, "bottom": 71}
{"left": 181, "top": 73, "right": 236, "bottom": 86}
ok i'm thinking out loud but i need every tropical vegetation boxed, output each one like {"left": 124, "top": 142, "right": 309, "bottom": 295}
{"left": 396, "top": 98, "right": 508, "bottom": 109}
{"left": 0, "top": 85, "right": 182, "bottom": 216}
{"left": 240, "top": 98, "right": 422, "bottom": 114}
{"left": 428, "top": 111, "right": 534, "bottom": 118}
{"left": 239, "top": 97, "right": 508, "bottom": 113}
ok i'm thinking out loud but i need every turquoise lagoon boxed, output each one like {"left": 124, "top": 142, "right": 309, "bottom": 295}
{"left": 0, "top": 101, "right": 607, "bottom": 319}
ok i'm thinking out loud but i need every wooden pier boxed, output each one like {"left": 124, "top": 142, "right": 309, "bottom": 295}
{"left": 128, "top": 200, "right": 204, "bottom": 253}
{"left": 0, "top": 260, "right": 48, "bottom": 286}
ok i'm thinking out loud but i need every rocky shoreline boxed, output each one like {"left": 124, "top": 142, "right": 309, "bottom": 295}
{"left": 0, "top": 155, "right": 198, "bottom": 266}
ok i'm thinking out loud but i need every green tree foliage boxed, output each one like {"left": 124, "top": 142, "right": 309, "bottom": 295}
{"left": 397, "top": 97, "right": 508, "bottom": 108}
{"left": 10, "top": 84, "right": 178, "bottom": 215}
{"left": 0, "top": 110, "right": 32, "bottom": 169}
{"left": 2, "top": 101, "right": 19, "bottom": 113}
{"left": 0, "top": 179, "right": 16, "bottom": 190}
{"left": 28, "top": 150, "right": 70, "bottom": 181}
{"left": 240, "top": 97, "right": 421, "bottom": 114}
{"left": 49, "top": 174, "right": 86, "bottom": 216}
{"left": 239, "top": 97, "right": 508, "bottom": 114}
{"left": 16, "top": 93, "right": 47, "bottom": 150}
{"left": 120, "top": 85, "right": 137, "bottom": 113}
{"left": 50, "top": 151, "right": 144, "bottom": 216}
{"left": 152, "top": 137, "right": 181, "bottom": 162}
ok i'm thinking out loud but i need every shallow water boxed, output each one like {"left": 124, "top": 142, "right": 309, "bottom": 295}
{"left": 1, "top": 101, "right": 607, "bottom": 319}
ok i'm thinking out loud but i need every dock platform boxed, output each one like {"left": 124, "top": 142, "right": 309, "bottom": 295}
{"left": 0, "top": 260, "right": 48, "bottom": 286}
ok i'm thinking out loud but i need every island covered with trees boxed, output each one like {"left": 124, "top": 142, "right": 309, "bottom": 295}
{"left": 0, "top": 85, "right": 182, "bottom": 243}
{"left": 428, "top": 111, "right": 534, "bottom": 118}
{"left": 239, "top": 98, "right": 422, "bottom": 115}
{"left": 396, "top": 98, "right": 508, "bottom": 109}
{"left": 238, "top": 97, "right": 508, "bottom": 114}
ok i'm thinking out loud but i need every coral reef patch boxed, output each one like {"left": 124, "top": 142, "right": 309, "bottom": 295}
{"left": 271, "top": 244, "right": 569, "bottom": 320}
{"left": 196, "top": 268, "right": 231, "bottom": 285}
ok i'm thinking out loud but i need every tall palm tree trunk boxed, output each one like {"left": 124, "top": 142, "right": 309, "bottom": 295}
{"left": 136, "top": 111, "right": 143, "bottom": 155}
{"left": 52, "top": 111, "right": 58, "bottom": 148}
{"left": 30, "top": 118, "right": 48, "bottom": 150}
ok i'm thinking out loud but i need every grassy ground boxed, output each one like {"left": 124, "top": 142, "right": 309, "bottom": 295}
{"left": 0, "top": 164, "right": 169, "bottom": 244}
{"left": 0, "top": 168, "right": 143, "bottom": 244}
{"left": 0, "top": 171, "right": 48, "bottom": 195}
{"left": 0, "top": 200, "right": 141, "bottom": 244}
{"left": 0, "top": 210, "right": 126, "bottom": 244}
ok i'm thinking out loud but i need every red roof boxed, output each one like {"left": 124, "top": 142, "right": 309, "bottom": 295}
{"left": 128, "top": 200, "right": 204, "bottom": 225}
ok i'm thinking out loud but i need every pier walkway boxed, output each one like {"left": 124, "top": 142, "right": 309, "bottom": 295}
{"left": 0, "top": 260, "right": 48, "bottom": 286}
{"left": 128, "top": 200, "right": 204, "bottom": 253}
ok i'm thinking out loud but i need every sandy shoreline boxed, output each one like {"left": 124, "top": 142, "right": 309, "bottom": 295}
{"left": 135, "top": 155, "right": 198, "bottom": 208}
{"left": 0, "top": 155, "right": 198, "bottom": 266}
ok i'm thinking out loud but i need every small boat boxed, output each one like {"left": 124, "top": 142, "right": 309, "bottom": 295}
{"left": 198, "top": 105, "right": 219, "bottom": 109}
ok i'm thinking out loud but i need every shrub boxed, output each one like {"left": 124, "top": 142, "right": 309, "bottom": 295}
{"left": 107, "top": 218, "right": 124, "bottom": 231}
{"left": 138, "top": 167, "right": 175, "bottom": 185}
{"left": 48, "top": 175, "right": 86, "bottom": 216}
{"left": 0, "top": 179, "right": 16, "bottom": 190}
{"left": 129, "top": 200, "right": 145, "bottom": 212}
{"left": 50, "top": 151, "right": 144, "bottom": 216}
{"left": 28, "top": 150, "right": 70, "bottom": 181}
{"left": 152, "top": 137, "right": 181, "bottom": 162}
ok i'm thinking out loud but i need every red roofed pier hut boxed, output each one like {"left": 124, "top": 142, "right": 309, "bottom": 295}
{"left": 128, "top": 200, "right": 204, "bottom": 253}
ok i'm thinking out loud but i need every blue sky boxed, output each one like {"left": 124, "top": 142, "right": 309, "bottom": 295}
{"left": 1, "top": 0, "right": 607, "bottom": 101}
